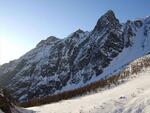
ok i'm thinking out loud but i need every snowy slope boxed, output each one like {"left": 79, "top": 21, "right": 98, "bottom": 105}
{"left": 24, "top": 68, "right": 150, "bottom": 113}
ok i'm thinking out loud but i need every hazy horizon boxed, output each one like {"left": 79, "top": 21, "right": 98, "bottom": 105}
{"left": 0, "top": 0, "right": 150, "bottom": 65}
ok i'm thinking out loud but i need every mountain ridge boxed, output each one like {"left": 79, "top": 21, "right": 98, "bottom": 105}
{"left": 0, "top": 10, "right": 150, "bottom": 102}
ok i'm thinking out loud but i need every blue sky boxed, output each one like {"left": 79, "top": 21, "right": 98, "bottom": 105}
{"left": 0, "top": 0, "right": 150, "bottom": 64}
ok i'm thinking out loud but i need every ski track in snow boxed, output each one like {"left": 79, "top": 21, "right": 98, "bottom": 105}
{"left": 22, "top": 69, "right": 150, "bottom": 113}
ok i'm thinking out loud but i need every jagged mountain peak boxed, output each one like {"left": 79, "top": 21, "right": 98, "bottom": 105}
{"left": 75, "top": 29, "right": 84, "bottom": 34}
{"left": 103, "top": 9, "right": 115, "bottom": 18}
{"left": 71, "top": 29, "right": 84, "bottom": 36}
{"left": 71, "top": 29, "right": 85, "bottom": 37}
{"left": 36, "top": 36, "right": 60, "bottom": 47}
{"left": 45, "top": 36, "right": 60, "bottom": 43}
{"left": 93, "top": 10, "right": 120, "bottom": 32}
{"left": 66, "top": 29, "right": 85, "bottom": 41}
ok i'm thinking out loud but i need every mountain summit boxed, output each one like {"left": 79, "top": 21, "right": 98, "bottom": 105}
{"left": 0, "top": 10, "right": 150, "bottom": 102}
{"left": 93, "top": 10, "right": 120, "bottom": 32}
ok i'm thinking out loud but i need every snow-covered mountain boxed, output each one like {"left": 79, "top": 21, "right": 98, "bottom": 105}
{"left": 25, "top": 56, "right": 150, "bottom": 113}
{"left": 0, "top": 10, "right": 150, "bottom": 102}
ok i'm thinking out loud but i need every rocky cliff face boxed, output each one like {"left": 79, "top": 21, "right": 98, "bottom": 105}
{"left": 0, "top": 10, "right": 150, "bottom": 102}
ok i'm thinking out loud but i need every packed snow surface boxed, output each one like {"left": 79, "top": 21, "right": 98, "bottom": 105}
{"left": 23, "top": 70, "right": 150, "bottom": 113}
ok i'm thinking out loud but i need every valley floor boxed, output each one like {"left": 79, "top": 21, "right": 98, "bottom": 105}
{"left": 23, "top": 71, "right": 150, "bottom": 113}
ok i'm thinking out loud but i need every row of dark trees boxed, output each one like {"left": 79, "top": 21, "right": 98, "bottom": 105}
{"left": 18, "top": 55, "right": 150, "bottom": 108}
{"left": 0, "top": 88, "right": 14, "bottom": 113}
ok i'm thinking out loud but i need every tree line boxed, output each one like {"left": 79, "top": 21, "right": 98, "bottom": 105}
{"left": 17, "top": 55, "right": 150, "bottom": 107}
